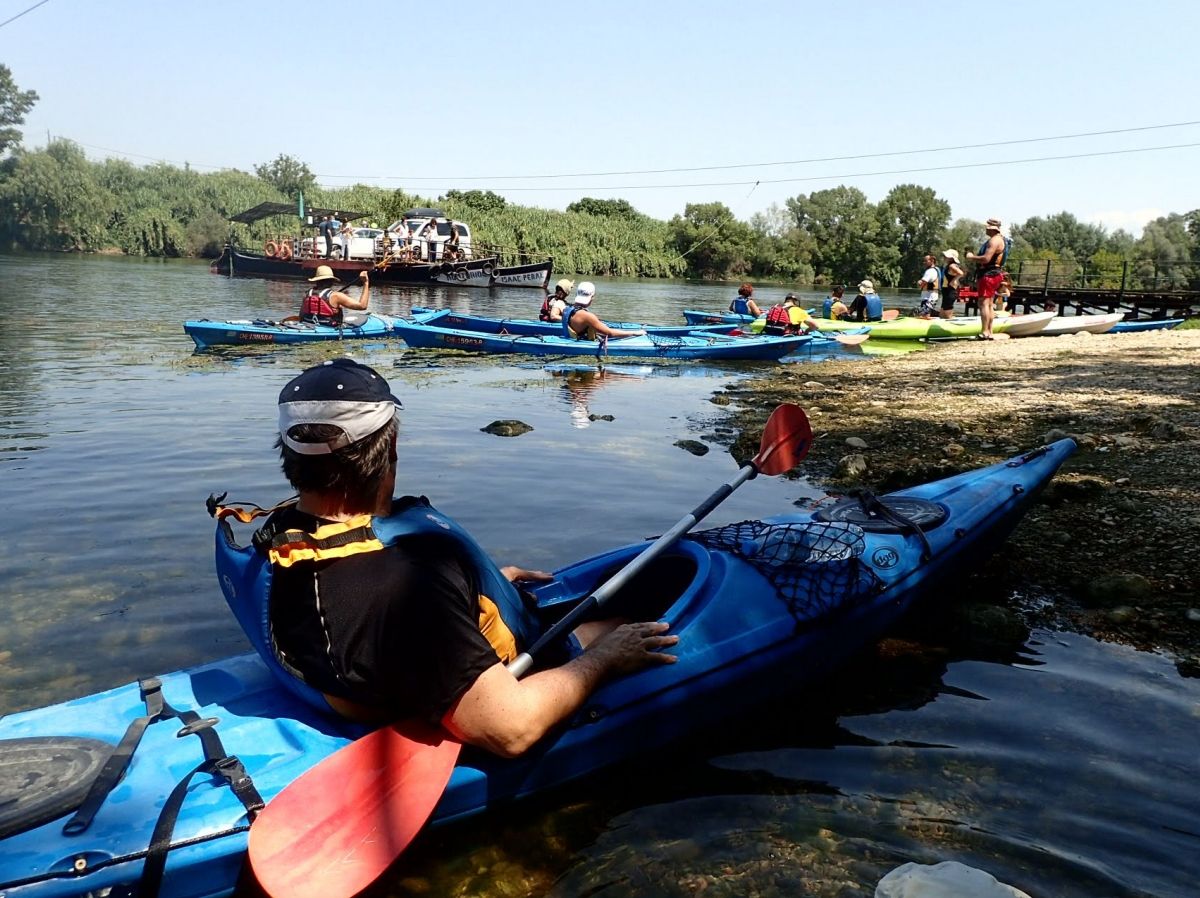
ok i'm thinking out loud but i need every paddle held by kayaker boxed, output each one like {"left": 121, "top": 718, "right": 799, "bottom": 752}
{"left": 257, "top": 359, "right": 676, "bottom": 757}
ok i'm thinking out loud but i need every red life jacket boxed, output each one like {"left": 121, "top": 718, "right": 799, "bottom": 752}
{"left": 764, "top": 304, "right": 794, "bottom": 336}
{"left": 538, "top": 295, "right": 553, "bottom": 322}
{"left": 300, "top": 288, "right": 341, "bottom": 326}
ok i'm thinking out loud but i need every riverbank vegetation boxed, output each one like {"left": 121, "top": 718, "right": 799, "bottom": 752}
{"left": 1, "top": 67, "right": 1198, "bottom": 285}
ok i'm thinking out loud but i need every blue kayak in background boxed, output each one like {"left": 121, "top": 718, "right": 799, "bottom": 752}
{"left": 1107, "top": 318, "right": 1185, "bottom": 334}
{"left": 183, "top": 314, "right": 398, "bottom": 349}
{"left": 408, "top": 307, "right": 739, "bottom": 338}
{"left": 393, "top": 308, "right": 810, "bottom": 361}
{"left": 0, "top": 441, "right": 1075, "bottom": 898}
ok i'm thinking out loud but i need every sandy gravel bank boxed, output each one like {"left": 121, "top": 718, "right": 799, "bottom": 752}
{"left": 712, "top": 327, "right": 1199, "bottom": 673}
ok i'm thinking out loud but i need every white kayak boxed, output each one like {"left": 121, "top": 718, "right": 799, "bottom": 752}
{"left": 1037, "top": 312, "right": 1124, "bottom": 336}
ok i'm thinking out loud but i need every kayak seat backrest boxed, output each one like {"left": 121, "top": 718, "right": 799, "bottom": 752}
{"left": 214, "top": 518, "right": 336, "bottom": 715}
{"left": 688, "top": 520, "right": 881, "bottom": 628}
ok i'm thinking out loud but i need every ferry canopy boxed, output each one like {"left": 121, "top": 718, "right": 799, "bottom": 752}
{"left": 227, "top": 203, "right": 368, "bottom": 224}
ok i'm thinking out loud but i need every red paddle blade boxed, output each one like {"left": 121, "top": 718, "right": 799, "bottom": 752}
{"left": 249, "top": 720, "right": 461, "bottom": 898}
{"left": 752, "top": 404, "right": 812, "bottom": 476}
{"left": 881, "top": 309, "right": 901, "bottom": 321}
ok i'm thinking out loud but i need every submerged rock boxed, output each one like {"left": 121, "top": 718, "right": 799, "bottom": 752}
{"left": 481, "top": 420, "right": 533, "bottom": 437}
{"left": 837, "top": 453, "right": 868, "bottom": 478}
{"left": 876, "top": 861, "right": 1031, "bottom": 898}
{"left": 1082, "top": 572, "right": 1154, "bottom": 608}
{"left": 674, "top": 439, "right": 709, "bottom": 456}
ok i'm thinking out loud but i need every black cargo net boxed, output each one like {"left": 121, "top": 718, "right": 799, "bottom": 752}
{"left": 687, "top": 520, "right": 883, "bottom": 627}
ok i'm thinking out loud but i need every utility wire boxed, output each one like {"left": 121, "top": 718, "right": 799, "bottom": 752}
{"left": 348, "top": 141, "right": 1198, "bottom": 193}
{"left": 0, "top": 0, "right": 51, "bottom": 30}
{"left": 66, "top": 120, "right": 1200, "bottom": 185}
{"left": 317, "top": 120, "right": 1200, "bottom": 181}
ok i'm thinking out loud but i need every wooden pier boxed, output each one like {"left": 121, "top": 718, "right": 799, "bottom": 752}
{"left": 974, "top": 259, "right": 1198, "bottom": 318}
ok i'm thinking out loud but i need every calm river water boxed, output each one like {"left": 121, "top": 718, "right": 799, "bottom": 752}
{"left": 0, "top": 253, "right": 1196, "bottom": 897}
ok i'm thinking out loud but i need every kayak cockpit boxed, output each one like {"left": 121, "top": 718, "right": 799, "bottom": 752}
{"left": 530, "top": 540, "right": 712, "bottom": 635}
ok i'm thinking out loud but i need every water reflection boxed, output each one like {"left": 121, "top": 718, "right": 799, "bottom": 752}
{"left": 547, "top": 364, "right": 679, "bottom": 428}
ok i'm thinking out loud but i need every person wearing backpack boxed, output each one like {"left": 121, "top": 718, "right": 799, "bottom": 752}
{"left": 938, "top": 249, "right": 965, "bottom": 319}
{"left": 763, "top": 293, "right": 818, "bottom": 336}
{"left": 966, "top": 218, "right": 1008, "bottom": 340}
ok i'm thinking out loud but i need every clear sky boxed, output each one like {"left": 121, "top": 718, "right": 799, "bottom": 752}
{"left": 3, "top": 0, "right": 1197, "bottom": 235}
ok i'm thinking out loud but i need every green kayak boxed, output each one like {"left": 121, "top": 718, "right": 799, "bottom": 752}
{"left": 756, "top": 316, "right": 1027, "bottom": 340}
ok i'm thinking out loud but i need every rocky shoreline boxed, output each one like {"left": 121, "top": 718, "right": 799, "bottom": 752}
{"left": 710, "top": 327, "right": 1199, "bottom": 676}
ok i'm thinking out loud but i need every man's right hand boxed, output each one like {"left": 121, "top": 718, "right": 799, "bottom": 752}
{"left": 588, "top": 621, "right": 678, "bottom": 675}
{"left": 358, "top": 271, "right": 369, "bottom": 282}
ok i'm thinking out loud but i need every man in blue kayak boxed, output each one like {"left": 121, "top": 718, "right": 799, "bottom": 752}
{"left": 299, "top": 266, "right": 370, "bottom": 326}
{"left": 562, "top": 282, "right": 646, "bottom": 341}
{"left": 260, "top": 359, "right": 676, "bottom": 756}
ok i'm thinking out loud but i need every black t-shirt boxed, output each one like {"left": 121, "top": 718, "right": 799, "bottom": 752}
{"left": 266, "top": 504, "right": 504, "bottom": 724}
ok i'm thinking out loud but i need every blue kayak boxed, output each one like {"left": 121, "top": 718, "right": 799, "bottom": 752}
{"left": 0, "top": 440, "right": 1075, "bottom": 898}
{"left": 409, "top": 307, "right": 740, "bottom": 338}
{"left": 1107, "top": 318, "right": 1185, "bottom": 334}
{"left": 682, "top": 308, "right": 761, "bottom": 327}
{"left": 183, "top": 314, "right": 398, "bottom": 349}
{"left": 394, "top": 308, "right": 810, "bottom": 361}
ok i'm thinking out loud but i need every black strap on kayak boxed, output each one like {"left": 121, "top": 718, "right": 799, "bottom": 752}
{"left": 62, "top": 677, "right": 170, "bottom": 835}
{"left": 852, "top": 490, "right": 934, "bottom": 563}
{"left": 137, "top": 713, "right": 263, "bottom": 897}
{"left": 59, "top": 676, "right": 263, "bottom": 897}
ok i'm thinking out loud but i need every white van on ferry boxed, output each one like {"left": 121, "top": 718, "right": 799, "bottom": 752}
{"left": 384, "top": 207, "right": 472, "bottom": 263}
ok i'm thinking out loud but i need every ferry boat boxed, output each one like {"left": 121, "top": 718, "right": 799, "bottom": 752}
{"left": 209, "top": 203, "right": 552, "bottom": 289}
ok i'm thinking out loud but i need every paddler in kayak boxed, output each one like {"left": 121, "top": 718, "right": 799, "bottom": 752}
{"left": 300, "top": 265, "right": 371, "bottom": 326}
{"left": 243, "top": 359, "right": 676, "bottom": 757}
{"left": 763, "top": 293, "right": 820, "bottom": 336}
{"left": 539, "top": 277, "right": 575, "bottom": 322}
{"left": 562, "top": 282, "right": 646, "bottom": 341}
{"left": 729, "top": 282, "right": 763, "bottom": 317}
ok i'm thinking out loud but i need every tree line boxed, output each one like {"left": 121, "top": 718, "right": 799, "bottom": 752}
{"left": 1, "top": 66, "right": 1197, "bottom": 287}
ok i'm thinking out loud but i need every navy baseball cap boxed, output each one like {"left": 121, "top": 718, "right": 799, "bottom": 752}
{"left": 278, "top": 358, "right": 402, "bottom": 455}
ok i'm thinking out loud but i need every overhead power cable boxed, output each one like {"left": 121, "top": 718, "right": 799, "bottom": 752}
{"left": 314, "top": 142, "right": 1200, "bottom": 193}
{"left": 0, "top": 0, "right": 51, "bottom": 30}
{"left": 316, "top": 120, "right": 1200, "bottom": 181}
{"left": 66, "top": 119, "right": 1200, "bottom": 185}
